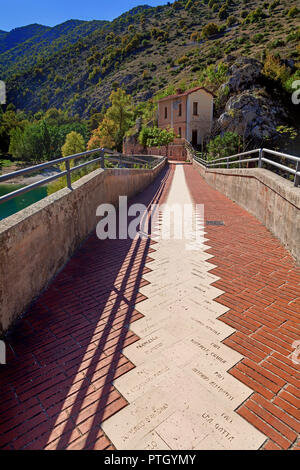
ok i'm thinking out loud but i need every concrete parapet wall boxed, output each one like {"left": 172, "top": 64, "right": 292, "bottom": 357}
{"left": 193, "top": 159, "right": 300, "bottom": 265}
{"left": 0, "top": 160, "right": 166, "bottom": 334}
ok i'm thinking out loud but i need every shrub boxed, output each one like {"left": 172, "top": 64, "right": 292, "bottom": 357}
{"left": 284, "top": 69, "right": 300, "bottom": 93}
{"left": 198, "top": 62, "right": 229, "bottom": 91}
{"left": 138, "top": 126, "right": 175, "bottom": 149}
{"left": 288, "top": 6, "right": 299, "bottom": 18}
{"left": 252, "top": 33, "right": 264, "bottom": 43}
{"left": 226, "top": 16, "right": 237, "bottom": 27}
{"left": 207, "top": 132, "right": 240, "bottom": 160}
{"left": 177, "top": 55, "right": 189, "bottom": 65}
{"left": 262, "top": 53, "right": 291, "bottom": 86}
{"left": 286, "top": 28, "right": 300, "bottom": 42}
{"left": 190, "top": 31, "right": 201, "bottom": 42}
{"left": 218, "top": 6, "right": 228, "bottom": 20}
{"left": 202, "top": 23, "right": 219, "bottom": 39}
{"left": 243, "top": 8, "right": 266, "bottom": 24}
{"left": 270, "top": 39, "right": 285, "bottom": 48}
{"left": 269, "top": 0, "right": 280, "bottom": 11}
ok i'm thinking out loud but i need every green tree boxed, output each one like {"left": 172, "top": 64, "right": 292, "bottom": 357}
{"left": 61, "top": 131, "right": 85, "bottom": 157}
{"left": 207, "top": 132, "right": 240, "bottom": 161}
{"left": 48, "top": 132, "right": 87, "bottom": 196}
{"left": 288, "top": 6, "right": 299, "bottom": 18}
{"left": 0, "top": 106, "right": 28, "bottom": 154}
{"left": 138, "top": 126, "right": 176, "bottom": 157}
{"left": 9, "top": 120, "right": 53, "bottom": 163}
{"left": 90, "top": 88, "right": 134, "bottom": 152}
{"left": 8, "top": 127, "right": 25, "bottom": 159}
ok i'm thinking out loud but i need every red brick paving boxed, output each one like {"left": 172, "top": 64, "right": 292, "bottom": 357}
{"left": 184, "top": 164, "right": 300, "bottom": 450}
{"left": 0, "top": 165, "right": 173, "bottom": 450}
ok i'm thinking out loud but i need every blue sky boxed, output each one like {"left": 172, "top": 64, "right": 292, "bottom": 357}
{"left": 0, "top": 0, "right": 166, "bottom": 32}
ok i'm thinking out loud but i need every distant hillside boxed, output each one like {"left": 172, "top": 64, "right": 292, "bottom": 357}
{"left": 0, "top": 20, "right": 109, "bottom": 79}
{"left": 3, "top": 0, "right": 300, "bottom": 118}
{"left": 0, "top": 24, "right": 50, "bottom": 54}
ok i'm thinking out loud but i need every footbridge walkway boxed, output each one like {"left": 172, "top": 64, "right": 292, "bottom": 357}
{"left": 0, "top": 150, "right": 299, "bottom": 450}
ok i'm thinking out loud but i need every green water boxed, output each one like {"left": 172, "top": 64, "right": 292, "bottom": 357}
{"left": 0, "top": 184, "right": 48, "bottom": 220}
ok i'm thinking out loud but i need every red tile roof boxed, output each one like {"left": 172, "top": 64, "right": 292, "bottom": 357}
{"left": 158, "top": 86, "right": 214, "bottom": 102}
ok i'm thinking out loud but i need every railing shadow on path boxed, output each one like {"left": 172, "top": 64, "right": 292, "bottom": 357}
{"left": 0, "top": 164, "right": 172, "bottom": 450}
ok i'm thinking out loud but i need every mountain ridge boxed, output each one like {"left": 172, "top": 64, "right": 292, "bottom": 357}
{"left": 2, "top": 0, "right": 300, "bottom": 119}
{"left": 0, "top": 23, "right": 50, "bottom": 54}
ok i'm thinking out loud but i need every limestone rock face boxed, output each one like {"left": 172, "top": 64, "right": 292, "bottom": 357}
{"left": 222, "top": 57, "right": 263, "bottom": 94}
{"left": 216, "top": 58, "right": 289, "bottom": 142}
{"left": 218, "top": 90, "right": 287, "bottom": 140}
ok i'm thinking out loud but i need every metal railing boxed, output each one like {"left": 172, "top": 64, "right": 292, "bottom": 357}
{"left": 0, "top": 148, "right": 164, "bottom": 205}
{"left": 193, "top": 148, "right": 300, "bottom": 187}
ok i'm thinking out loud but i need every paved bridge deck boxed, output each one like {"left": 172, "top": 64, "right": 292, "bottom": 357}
{"left": 0, "top": 163, "right": 299, "bottom": 450}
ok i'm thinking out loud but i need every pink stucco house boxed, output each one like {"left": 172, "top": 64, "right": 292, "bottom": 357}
{"left": 157, "top": 87, "right": 214, "bottom": 148}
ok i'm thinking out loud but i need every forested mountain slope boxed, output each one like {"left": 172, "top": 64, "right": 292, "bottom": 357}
{"left": 2, "top": 0, "right": 300, "bottom": 118}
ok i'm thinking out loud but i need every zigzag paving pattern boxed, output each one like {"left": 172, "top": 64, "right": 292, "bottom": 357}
{"left": 102, "top": 165, "right": 267, "bottom": 450}
{"left": 0, "top": 163, "right": 299, "bottom": 450}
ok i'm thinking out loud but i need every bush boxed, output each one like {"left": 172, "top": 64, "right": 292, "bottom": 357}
{"left": 288, "top": 6, "right": 299, "bottom": 18}
{"left": 262, "top": 53, "right": 291, "bottom": 86}
{"left": 218, "top": 6, "right": 228, "bottom": 20}
{"left": 243, "top": 8, "right": 266, "bottom": 24}
{"left": 177, "top": 55, "right": 189, "bottom": 65}
{"left": 252, "top": 33, "right": 265, "bottom": 43}
{"left": 198, "top": 62, "right": 229, "bottom": 91}
{"left": 202, "top": 23, "right": 219, "bottom": 39}
{"left": 190, "top": 31, "right": 201, "bottom": 42}
{"left": 270, "top": 39, "right": 285, "bottom": 48}
{"left": 286, "top": 28, "right": 300, "bottom": 42}
{"left": 269, "top": 0, "right": 280, "bottom": 11}
{"left": 207, "top": 132, "right": 240, "bottom": 160}
{"left": 226, "top": 16, "right": 237, "bottom": 27}
{"left": 284, "top": 69, "right": 300, "bottom": 93}
{"left": 138, "top": 126, "right": 175, "bottom": 149}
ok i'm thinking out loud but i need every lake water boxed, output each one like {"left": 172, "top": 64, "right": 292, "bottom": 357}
{"left": 0, "top": 184, "right": 48, "bottom": 220}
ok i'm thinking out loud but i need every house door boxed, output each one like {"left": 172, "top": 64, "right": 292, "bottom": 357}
{"left": 192, "top": 130, "right": 198, "bottom": 147}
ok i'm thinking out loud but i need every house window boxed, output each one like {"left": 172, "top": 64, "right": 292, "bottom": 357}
{"left": 193, "top": 102, "right": 198, "bottom": 116}
{"left": 165, "top": 107, "right": 168, "bottom": 119}
{"left": 178, "top": 127, "right": 182, "bottom": 138}
{"left": 178, "top": 104, "right": 182, "bottom": 117}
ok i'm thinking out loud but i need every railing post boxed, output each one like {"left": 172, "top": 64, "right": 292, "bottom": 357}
{"left": 227, "top": 158, "right": 229, "bottom": 169}
{"left": 294, "top": 160, "right": 299, "bottom": 187}
{"left": 65, "top": 160, "right": 72, "bottom": 190}
{"left": 100, "top": 150, "right": 105, "bottom": 169}
{"left": 258, "top": 148, "right": 263, "bottom": 168}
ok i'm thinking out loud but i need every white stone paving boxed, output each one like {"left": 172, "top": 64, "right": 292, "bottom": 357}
{"left": 102, "top": 164, "right": 267, "bottom": 450}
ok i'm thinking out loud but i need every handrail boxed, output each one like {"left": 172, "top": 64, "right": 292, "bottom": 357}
{"left": 0, "top": 148, "right": 165, "bottom": 205}
{"left": 208, "top": 157, "right": 260, "bottom": 167}
{"left": 193, "top": 148, "right": 300, "bottom": 187}
{"left": 206, "top": 149, "right": 259, "bottom": 164}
